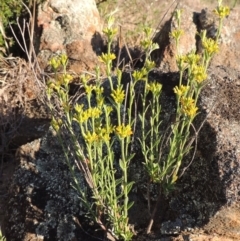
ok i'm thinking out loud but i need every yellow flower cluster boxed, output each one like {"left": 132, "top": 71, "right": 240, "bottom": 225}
{"left": 132, "top": 68, "right": 148, "bottom": 82}
{"left": 170, "top": 29, "right": 184, "bottom": 41}
{"left": 97, "top": 95, "right": 104, "bottom": 107}
{"left": 173, "top": 85, "right": 189, "bottom": 97}
{"left": 145, "top": 59, "right": 156, "bottom": 72}
{"left": 176, "top": 52, "right": 201, "bottom": 70}
{"left": 192, "top": 65, "right": 207, "bottom": 83}
{"left": 59, "top": 54, "right": 68, "bottom": 66}
{"left": 84, "top": 131, "right": 99, "bottom": 144}
{"left": 84, "top": 126, "right": 114, "bottom": 144}
{"left": 115, "top": 124, "right": 132, "bottom": 139}
{"left": 140, "top": 39, "right": 152, "bottom": 50}
{"left": 111, "top": 87, "right": 125, "bottom": 104}
{"left": 186, "top": 52, "right": 200, "bottom": 66}
{"left": 47, "top": 74, "right": 73, "bottom": 101}
{"left": 147, "top": 82, "right": 162, "bottom": 96}
{"left": 51, "top": 117, "right": 62, "bottom": 132}
{"left": 98, "top": 126, "right": 114, "bottom": 142}
{"left": 202, "top": 38, "right": 219, "bottom": 55}
{"left": 74, "top": 105, "right": 101, "bottom": 123}
{"left": 180, "top": 97, "right": 198, "bottom": 118}
{"left": 213, "top": 5, "right": 230, "bottom": 19}
{"left": 58, "top": 74, "right": 73, "bottom": 86}
{"left": 176, "top": 55, "right": 187, "bottom": 70}
{"left": 49, "top": 54, "right": 68, "bottom": 70}
{"left": 103, "top": 16, "right": 118, "bottom": 38}
{"left": 85, "top": 84, "right": 95, "bottom": 95}
{"left": 49, "top": 57, "right": 60, "bottom": 70}
{"left": 99, "top": 53, "right": 116, "bottom": 64}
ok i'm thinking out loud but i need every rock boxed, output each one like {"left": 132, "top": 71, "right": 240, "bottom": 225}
{"left": 210, "top": 7, "right": 240, "bottom": 70}
{"left": 153, "top": 2, "right": 197, "bottom": 72}
{"left": 66, "top": 38, "right": 105, "bottom": 74}
{"left": 153, "top": 2, "right": 240, "bottom": 72}
{"left": 37, "top": 0, "right": 104, "bottom": 73}
{"left": 4, "top": 137, "right": 86, "bottom": 241}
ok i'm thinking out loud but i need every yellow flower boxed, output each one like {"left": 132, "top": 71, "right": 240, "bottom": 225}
{"left": 140, "top": 39, "right": 152, "bottom": 50}
{"left": 95, "top": 86, "right": 104, "bottom": 95}
{"left": 170, "top": 29, "right": 184, "bottom": 41}
{"left": 202, "top": 38, "right": 219, "bottom": 55}
{"left": 111, "top": 87, "right": 125, "bottom": 104}
{"left": 51, "top": 117, "right": 62, "bottom": 132}
{"left": 97, "top": 96, "right": 104, "bottom": 107}
{"left": 213, "top": 5, "right": 230, "bottom": 19}
{"left": 87, "top": 107, "right": 101, "bottom": 119}
{"left": 180, "top": 97, "right": 198, "bottom": 118}
{"left": 49, "top": 57, "right": 61, "bottom": 70}
{"left": 58, "top": 74, "right": 73, "bottom": 86}
{"left": 74, "top": 104, "right": 85, "bottom": 123}
{"left": 99, "top": 53, "right": 116, "bottom": 64}
{"left": 132, "top": 68, "right": 148, "bottom": 82}
{"left": 84, "top": 131, "right": 99, "bottom": 144}
{"left": 75, "top": 104, "right": 84, "bottom": 114}
{"left": 186, "top": 52, "right": 201, "bottom": 66}
{"left": 173, "top": 85, "right": 189, "bottom": 97}
{"left": 74, "top": 107, "right": 101, "bottom": 123}
{"left": 147, "top": 82, "right": 162, "bottom": 96}
{"left": 145, "top": 59, "right": 156, "bottom": 72}
{"left": 81, "top": 74, "right": 91, "bottom": 85}
{"left": 85, "top": 85, "right": 95, "bottom": 95}
{"left": 60, "top": 54, "right": 68, "bottom": 66}
{"left": 97, "top": 126, "right": 114, "bottom": 143}
{"left": 176, "top": 54, "right": 188, "bottom": 70}
{"left": 105, "top": 106, "right": 113, "bottom": 115}
{"left": 103, "top": 27, "right": 118, "bottom": 38}
{"left": 115, "top": 124, "right": 133, "bottom": 139}
{"left": 81, "top": 111, "right": 90, "bottom": 123}
{"left": 192, "top": 65, "right": 207, "bottom": 83}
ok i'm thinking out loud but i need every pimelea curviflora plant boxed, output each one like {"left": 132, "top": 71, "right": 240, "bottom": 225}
{"left": 46, "top": 1, "right": 229, "bottom": 240}
{"left": 47, "top": 14, "right": 136, "bottom": 241}
{"left": 144, "top": 0, "right": 229, "bottom": 233}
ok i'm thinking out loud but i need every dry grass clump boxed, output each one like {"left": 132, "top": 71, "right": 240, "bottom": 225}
{"left": 0, "top": 56, "right": 43, "bottom": 160}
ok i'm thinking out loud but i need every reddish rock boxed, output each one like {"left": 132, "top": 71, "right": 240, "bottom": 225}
{"left": 153, "top": 2, "right": 197, "bottom": 72}
{"left": 211, "top": 7, "right": 240, "bottom": 70}
{"left": 37, "top": 0, "right": 103, "bottom": 73}
{"left": 66, "top": 39, "right": 105, "bottom": 74}
{"left": 153, "top": 2, "right": 240, "bottom": 72}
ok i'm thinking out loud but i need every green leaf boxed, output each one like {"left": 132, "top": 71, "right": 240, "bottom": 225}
{"left": 126, "top": 181, "right": 135, "bottom": 194}
{"left": 119, "top": 159, "right": 125, "bottom": 170}
{"left": 115, "top": 177, "right": 123, "bottom": 187}
{"left": 126, "top": 153, "right": 135, "bottom": 162}
{"left": 127, "top": 201, "right": 134, "bottom": 210}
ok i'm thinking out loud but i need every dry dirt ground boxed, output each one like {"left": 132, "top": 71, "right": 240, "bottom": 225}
{"left": 1, "top": 0, "right": 240, "bottom": 241}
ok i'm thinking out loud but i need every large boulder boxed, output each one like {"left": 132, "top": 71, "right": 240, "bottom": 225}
{"left": 37, "top": 0, "right": 104, "bottom": 74}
